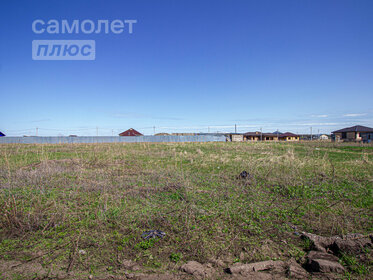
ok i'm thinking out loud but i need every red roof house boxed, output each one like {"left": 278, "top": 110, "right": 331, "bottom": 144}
{"left": 119, "top": 128, "right": 143, "bottom": 136}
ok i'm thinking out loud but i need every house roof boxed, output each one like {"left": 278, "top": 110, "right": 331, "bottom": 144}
{"left": 279, "top": 132, "right": 299, "bottom": 137}
{"left": 262, "top": 133, "right": 278, "bottom": 137}
{"left": 244, "top": 132, "right": 278, "bottom": 137}
{"left": 0, "top": 131, "right": 5, "bottom": 137}
{"left": 244, "top": 131, "right": 298, "bottom": 137}
{"left": 243, "top": 132, "right": 260, "bottom": 136}
{"left": 119, "top": 128, "right": 143, "bottom": 136}
{"left": 332, "top": 125, "right": 373, "bottom": 133}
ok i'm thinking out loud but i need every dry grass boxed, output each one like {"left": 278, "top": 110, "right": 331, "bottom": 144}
{"left": 0, "top": 142, "right": 372, "bottom": 279}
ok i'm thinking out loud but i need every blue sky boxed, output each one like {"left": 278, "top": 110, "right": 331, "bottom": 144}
{"left": 0, "top": 0, "right": 372, "bottom": 136}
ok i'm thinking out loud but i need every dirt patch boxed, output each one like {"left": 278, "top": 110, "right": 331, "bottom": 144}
{"left": 21, "top": 158, "right": 82, "bottom": 172}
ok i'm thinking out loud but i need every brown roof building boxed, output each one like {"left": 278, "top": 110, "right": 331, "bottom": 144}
{"left": 119, "top": 128, "right": 143, "bottom": 136}
{"left": 243, "top": 131, "right": 279, "bottom": 141}
{"left": 278, "top": 132, "right": 299, "bottom": 141}
{"left": 332, "top": 125, "right": 373, "bottom": 142}
{"left": 243, "top": 131, "right": 299, "bottom": 141}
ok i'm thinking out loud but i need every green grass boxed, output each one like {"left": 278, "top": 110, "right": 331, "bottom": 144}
{"left": 0, "top": 141, "right": 372, "bottom": 278}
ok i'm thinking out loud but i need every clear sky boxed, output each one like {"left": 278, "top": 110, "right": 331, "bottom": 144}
{"left": 0, "top": 0, "right": 372, "bottom": 136}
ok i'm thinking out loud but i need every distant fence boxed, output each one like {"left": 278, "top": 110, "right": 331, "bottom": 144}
{"left": 0, "top": 135, "right": 226, "bottom": 144}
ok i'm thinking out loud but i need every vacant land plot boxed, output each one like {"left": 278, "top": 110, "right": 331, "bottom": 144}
{"left": 0, "top": 142, "right": 372, "bottom": 279}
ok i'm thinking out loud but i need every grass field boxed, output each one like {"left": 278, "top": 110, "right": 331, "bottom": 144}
{"left": 0, "top": 142, "right": 372, "bottom": 279}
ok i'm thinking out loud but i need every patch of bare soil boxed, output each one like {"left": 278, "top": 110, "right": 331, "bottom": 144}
{"left": 20, "top": 158, "right": 83, "bottom": 173}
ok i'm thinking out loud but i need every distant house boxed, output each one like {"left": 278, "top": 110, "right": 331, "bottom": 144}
{"left": 278, "top": 132, "right": 299, "bottom": 141}
{"left": 0, "top": 131, "right": 5, "bottom": 137}
{"left": 261, "top": 133, "right": 279, "bottom": 141}
{"left": 319, "top": 134, "right": 329, "bottom": 140}
{"left": 119, "top": 128, "right": 143, "bottom": 136}
{"left": 243, "top": 131, "right": 299, "bottom": 141}
{"left": 244, "top": 132, "right": 261, "bottom": 141}
{"left": 243, "top": 131, "right": 279, "bottom": 141}
{"left": 332, "top": 125, "right": 373, "bottom": 142}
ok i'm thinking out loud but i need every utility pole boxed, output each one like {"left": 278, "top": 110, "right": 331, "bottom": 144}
{"left": 96, "top": 126, "right": 98, "bottom": 137}
{"left": 235, "top": 124, "right": 237, "bottom": 134}
{"left": 310, "top": 127, "right": 313, "bottom": 141}
{"left": 260, "top": 127, "right": 263, "bottom": 141}
{"left": 112, "top": 129, "right": 114, "bottom": 136}
{"left": 153, "top": 126, "right": 156, "bottom": 135}
{"left": 208, "top": 126, "right": 210, "bottom": 133}
{"left": 36, "top": 127, "right": 38, "bottom": 136}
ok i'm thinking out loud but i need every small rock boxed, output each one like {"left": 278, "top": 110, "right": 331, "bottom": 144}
{"left": 88, "top": 275, "right": 93, "bottom": 280}
{"left": 307, "top": 251, "right": 339, "bottom": 263}
{"left": 306, "top": 250, "right": 345, "bottom": 274}
{"left": 226, "top": 260, "right": 285, "bottom": 275}
{"left": 286, "top": 259, "right": 309, "bottom": 279}
{"left": 122, "top": 259, "right": 140, "bottom": 271}
{"left": 301, "top": 233, "right": 336, "bottom": 252}
{"left": 308, "top": 259, "right": 345, "bottom": 274}
{"left": 180, "top": 261, "right": 208, "bottom": 279}
{"left": 301, "top": 232, "right": 370, "bottom": 254}
{"left": 78, "top": 249, "right": 87, "bottom": 255}
{"left": 330, "top": 237, "right": 372, "bottom": 255}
